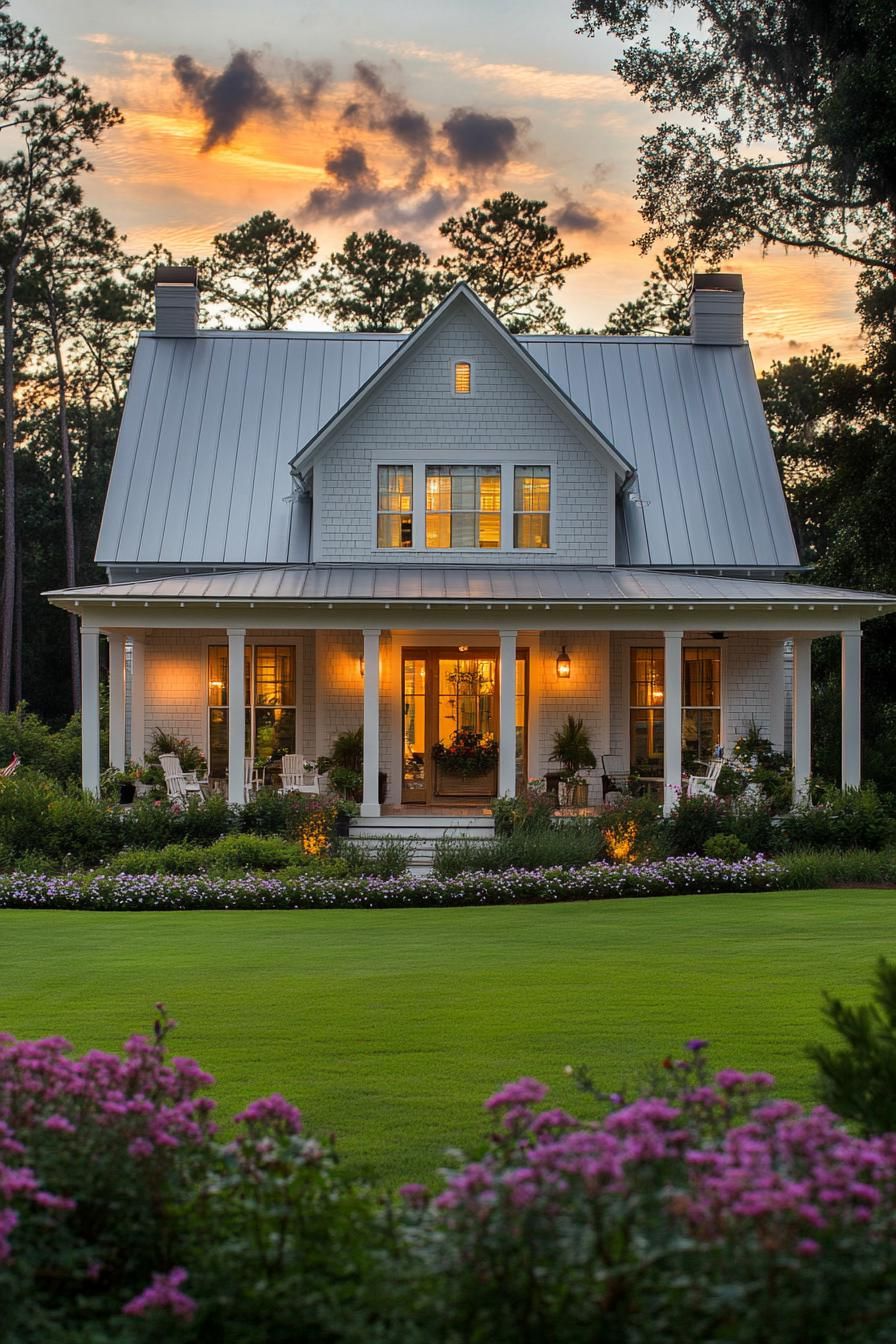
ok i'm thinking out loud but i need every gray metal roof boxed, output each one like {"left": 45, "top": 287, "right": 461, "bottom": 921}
{"left": 95, "top": 317, "right": 798, "bottom": 570}
{"left": 46, "top": 565, "right": 896, "bottom": 609}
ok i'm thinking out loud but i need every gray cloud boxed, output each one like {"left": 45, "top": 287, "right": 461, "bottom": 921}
{"left": 172, "top": 49, "right": 284, "bottom": 151}
{"left": 551, "top": 193, "right": 603, "bottom": 234}
{"left": 302, "top": 141, "right": 461, "bottom": 226}
{"left": 341, "top": 61, "right": 433, "bottom": 190}
{"left": 441, "top": 108, "right": 528, "bottom": 172}
{"left": 288, "top": 59, "right": 333, "bottom": 115}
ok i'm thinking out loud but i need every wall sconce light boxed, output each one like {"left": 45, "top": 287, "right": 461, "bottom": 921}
{"left": 556, "top": 645, "right": 571, "bottom": 679}
{"left": 358, "top": 655, "right": 365, "bottom": 677}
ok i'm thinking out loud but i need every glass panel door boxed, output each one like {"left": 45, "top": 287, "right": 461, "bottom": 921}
{"left": 402, "top": 656, "right": 427, "bottom": 802}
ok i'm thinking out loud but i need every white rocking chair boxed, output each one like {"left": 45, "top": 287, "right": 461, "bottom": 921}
{"left": 687, "top": 758, "right": 724, "bottom": 798}
{"left": 279, "top": 754, "right": 320, "bottom": 795}
{"left": 159, "top": 753, "right": 204, "bottom": 803}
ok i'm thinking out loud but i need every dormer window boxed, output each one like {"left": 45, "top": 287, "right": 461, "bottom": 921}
{"left": 453, "top": 361, "right": 472, "bottom": 395}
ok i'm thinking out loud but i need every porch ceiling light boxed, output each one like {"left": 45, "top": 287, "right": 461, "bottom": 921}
{"left": 556, "top": 645, "right": 571, "bottom": 679}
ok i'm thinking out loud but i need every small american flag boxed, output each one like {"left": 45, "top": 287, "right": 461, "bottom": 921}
{"left": 0, "top": 753, "right": 20, "bottom": 778}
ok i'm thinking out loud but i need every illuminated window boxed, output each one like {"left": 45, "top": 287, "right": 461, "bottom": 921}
{"left": 453, "top": 361, "right": 472, "bottom": 394}
{"left": 207, "top": 644, "right": 296, "bottom": 779}
{"left": 513, "top": 466, "right": 550, "bottom": 548}
{"left": 425, "top": 464, "right": 500, "bottom": 548}
{"left": 629, "top": 646, "right": 721, "bottom": 775}
{"left": 376, "top": 465, "right": 413, "bottom": 548}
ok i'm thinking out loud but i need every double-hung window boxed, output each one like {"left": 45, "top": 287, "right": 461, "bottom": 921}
{"left": 514, "top": 466, "right": 550, "bottom": 548}
{"left": 207, "top": 644, "right": 296, "bottom": 778}
{"left": 425, "top": 465, "right": 501, "bottom": 549}
{"left": 629, "top": 646, "right": 721, "bottom": 773}
{"left": 376, "top": 466, "right": 413, "bottom": 548}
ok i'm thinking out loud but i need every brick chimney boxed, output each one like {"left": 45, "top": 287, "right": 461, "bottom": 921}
{"left": 154, "top": 264, "right": 199, "bottom": 336}
{"left": 689, "top": 273, "right": 744, "bottom": 344}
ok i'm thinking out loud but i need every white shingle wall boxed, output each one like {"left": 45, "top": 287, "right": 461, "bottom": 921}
{"left": 142, "top": 632, "right": 205, "bottom": 755}
{"left": 607, "top": 632, "right": 790, "bottom": 763}
{"left": 535, "top": 630, "right": 608, "bottom": 795}
{"left": 314, "top": 309, "right": 611, "bottom": 565}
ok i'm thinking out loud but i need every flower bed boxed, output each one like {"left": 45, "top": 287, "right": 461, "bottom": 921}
{"left": 4, "top": 1019, "right": 896, "bottom": 1342}
{"left": 0, "top": 855, "right": 785, "bottom": 911}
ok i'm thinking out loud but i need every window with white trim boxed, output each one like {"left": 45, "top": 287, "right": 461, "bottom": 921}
{"left": 425, "top": 464, "right": 501, "bottom": 548}
{"left": 207, "top": 644, "right": 296, "bottom": 778}
{"left": 376, "top": 465, "right": 413, "bottom": 548}
{"left": 514, "top": 466, "right": 551, "bottom": 548}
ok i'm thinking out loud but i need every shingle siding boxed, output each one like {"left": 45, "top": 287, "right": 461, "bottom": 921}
{"left": 314, "top": 310, "right": 612, "bottom": 566}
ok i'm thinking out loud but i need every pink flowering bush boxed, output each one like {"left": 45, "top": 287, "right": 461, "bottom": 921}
{"left": 3, "top": 1016, "right": 896, "bottom": 1341}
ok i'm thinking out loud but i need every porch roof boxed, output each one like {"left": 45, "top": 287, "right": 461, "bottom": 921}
{"left": 46, "top": 564, "right": 896, "bottom": 613}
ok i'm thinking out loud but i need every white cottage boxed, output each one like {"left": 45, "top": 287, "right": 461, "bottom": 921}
{"left": 47, "top": 269, "right": 896, "bottom": 816}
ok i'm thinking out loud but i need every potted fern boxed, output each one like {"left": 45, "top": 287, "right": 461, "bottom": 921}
{"left": 549, "top": 716, "right": 596, "bottom": 807}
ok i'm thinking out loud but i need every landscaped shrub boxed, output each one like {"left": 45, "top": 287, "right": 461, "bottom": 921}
{"left": 433, "top": 819, "right": 607, "bottom": 877}
{"left": 491, "top": 787, "right": 556, "bottom": 837}
{"left": 808, "top": 956, "right": 896, "bottom": 1135}
{"left": 666, "top": 793, "right": 727, "bottom": 855}
{"left": 779, "top": 783, "right": 895, "bottom": 851}
{"left": 667, "top": 793, "right": 776, "bottom": 856}
{"left": 0, "top": 702, "right": 88, "bottom": 784}
{"left": 342, "top": 834, "right": 417, "bottom": 877}
{"left": 5, "top": 1021, "right": 896, "bottom": 1341}
{"left": 177, "top": 794, "right": 234, "bottom": 844}
{"left": 205, "top": 833, "right": 298, "bottom": 872}
{"left": 776, "top": 846, "right": 896, "bottom": 889}
{"left": 0, "top": 772, "right": 123, "bottom": 867}
{"left": 704, "top": 832, "right": 750, "bottom": 861}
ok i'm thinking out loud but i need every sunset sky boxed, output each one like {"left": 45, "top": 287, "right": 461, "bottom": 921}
{"left": 20, "top": 0, "right": 865, "bottom": 367}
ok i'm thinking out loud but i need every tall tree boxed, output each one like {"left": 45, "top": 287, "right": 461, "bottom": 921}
{"left": 21, "top": 206, "right": 124, "bottom": 710}
{"left": 436, "top": 193, "right": 589, "bottom": 333}
{"left": 204, "top": 211, "right": 317, "bottom": 329}
{"left": 602, "top": 244, "right": 705, "bottom": 336}
{"left": 314, "top": 230, "right": 435, "bottom": 331}
{"left": 0, "top": 2, "right": 121, "bottom": 710}
{"left": 571, "top": 0, "right": 896, "bottom": 278}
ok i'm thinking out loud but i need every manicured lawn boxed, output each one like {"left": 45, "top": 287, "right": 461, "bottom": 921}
{"left": 2, "top": 890, "right": 894, "bottom": 1183}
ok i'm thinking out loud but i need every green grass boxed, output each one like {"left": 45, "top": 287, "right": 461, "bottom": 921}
{"left": 2, "top": 891, "right": 895, "bottom": 1184}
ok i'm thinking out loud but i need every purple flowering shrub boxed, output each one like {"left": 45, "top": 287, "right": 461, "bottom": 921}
{"left": 4, "top": 1020, "right": 896, "bottom": 1341}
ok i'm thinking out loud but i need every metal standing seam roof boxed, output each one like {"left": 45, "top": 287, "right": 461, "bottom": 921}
{"left": 94, "top": 324, "right": 799, "bottom": 571}
{"left": 45, "top": 565, "right": 896, "bottom": 609}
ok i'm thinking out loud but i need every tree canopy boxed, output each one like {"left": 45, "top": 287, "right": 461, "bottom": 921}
{"left": 572, "top": 0, "right": 896, "bottom": 277}
{"left": 203, "top": 211, "right": 317, "bottom": 329}
{"left": 315, "top": 230, "right": 435, "bottom": 331}
{"left": 436, "top": 193, "right": 589, "bottom": 333}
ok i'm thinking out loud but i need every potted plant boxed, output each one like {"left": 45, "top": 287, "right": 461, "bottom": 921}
{"left": 549, "top": 716, "right": 597, "bottom": 807}
{"left": 432, "top": 728, "right": 499, "bottom": 795}
{"left": 333, "top": 796, "right": 360, "bottom": 837}
{"left": 318, "top": 727, "right": 386, "bottom": 804}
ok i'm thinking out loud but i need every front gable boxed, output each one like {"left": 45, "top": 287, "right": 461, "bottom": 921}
{"left": 303, "top": 288, "right": 628, "bottom": 567}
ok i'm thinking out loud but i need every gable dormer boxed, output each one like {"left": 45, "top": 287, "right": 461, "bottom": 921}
{"left": 291, "top": 285, "right": 631, "bottom": 567}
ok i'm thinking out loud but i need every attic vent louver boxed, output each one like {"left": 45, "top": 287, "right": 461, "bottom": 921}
{"left": 154, "top": 264, "right": 199, "bottom": 337}
{"left": 689, "top": 273, "right": 744, "bottom": 345}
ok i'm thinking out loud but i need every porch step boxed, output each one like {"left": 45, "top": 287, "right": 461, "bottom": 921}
{"left": 345, "top": 813, "right": 495, "bottom": 873}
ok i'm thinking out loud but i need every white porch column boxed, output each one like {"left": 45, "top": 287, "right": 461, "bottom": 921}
{"left": 80, "top": 624, "right": 101, "bottom": 795}
{"left": 498, "top": 629, "right": 518, "bottom": 798}
{"left": 130, "top": 636, "right": 145, "bottom": 763}
{"left": 841, "top": 629, "right": 862, "bottom": 789}
{"left": 227, "top": 628, "right": 246, "bottom": 806}
{"left": 361, "top": 628, "right": 381, "bottom": 817}
{"left": 107, "top": 632, "right": 126, "bottom": 771}
{"left": 663, "top": 630, "right": 683, "bottom": 816}
{"left": 791, "top": 637, "right": 812, "bottom": 803}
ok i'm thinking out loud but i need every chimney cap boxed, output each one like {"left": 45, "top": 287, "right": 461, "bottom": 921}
{"left": 154, "top": 264, "right": 198, "bottom": 287}
{"left": 691, "top": 272, "right": 743, "bottom": 294}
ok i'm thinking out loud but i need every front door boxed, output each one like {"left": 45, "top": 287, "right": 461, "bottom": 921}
{"left": 401, "top": 648, "right": 528, "bottom": 804}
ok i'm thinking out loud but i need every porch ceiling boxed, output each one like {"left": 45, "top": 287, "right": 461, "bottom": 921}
{"left": 45, "top": 564, "right": 896, "bottom": 614}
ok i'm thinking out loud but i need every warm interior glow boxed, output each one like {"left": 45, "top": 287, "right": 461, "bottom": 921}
{"left": 454, "top": 361, "right": 471, "bottom": 394}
